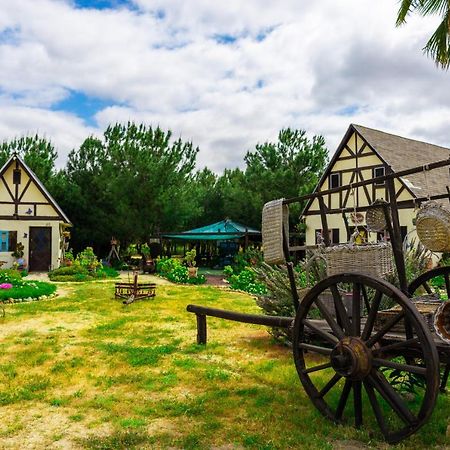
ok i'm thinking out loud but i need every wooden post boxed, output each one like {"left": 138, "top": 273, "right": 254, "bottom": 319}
{"left": 282, "top": 227, "right": 300, "bottom": 311}
{"left": 133, "top": 271, "right": 138, "bottom": 298}
{"left": 196, "top": 314, "right": 207, "bottom": 344}
{"left": 318, "top": 196, "right": 331, "bottom": 246}
{"left": 385, "top": 170, "right": 408, "bottom": 295}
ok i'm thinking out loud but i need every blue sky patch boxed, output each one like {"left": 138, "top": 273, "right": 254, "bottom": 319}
{"left": 73, "top": 0, "right": 135, "bottom": 10}
{"left": 256, "top": 26, "right": 276, "bottom": 42}
{"left": 0, "top": 26, "right": 21, "bottom": 45}
{"left": 52, "top": 91, "right": 117, "bottom": 126}
{"left": 337, "top": 105, "right": 359, "bottom": 116}
{"left": 213, "top": 34, "right": 238, "bottom": 45}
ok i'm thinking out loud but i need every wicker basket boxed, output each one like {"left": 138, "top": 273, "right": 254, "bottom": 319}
{"left": 324, "top": 242, "right": 393, "bottom": 278}
{"left": 375, "top": 296, "right": 441, "bottom": 334}
{"left": 366, "top": 200, "right": 387, "bottom": 232}
{"left": 416, "top": 201, "right": 450, "bottom": 252}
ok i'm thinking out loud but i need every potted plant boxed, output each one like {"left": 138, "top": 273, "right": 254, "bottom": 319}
{"left": 11, "top": 242, "right": 25, "bottom": 270}
{"left": 185, "top": 249, "right": 198, "bottom": 278}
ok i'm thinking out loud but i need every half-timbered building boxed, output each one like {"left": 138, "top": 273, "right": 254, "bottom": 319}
{"left": 303, "top": 124, "right": 450, "bottom": 246}
{"left": 0, "top": 154, "right": 71, "bottom": 271}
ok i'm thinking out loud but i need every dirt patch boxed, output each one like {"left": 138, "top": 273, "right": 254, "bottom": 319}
{"left": 0, "top": 405, "right": 112, "bottom": 450}
{"left": 204, "top": 275, "right": 228, "bottom": 286}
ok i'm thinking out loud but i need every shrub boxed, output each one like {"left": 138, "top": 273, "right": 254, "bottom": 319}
{"left": 228, "top": 268, "right": 267, "bottom": 295}
{"left": 166, "top": 265, "right": 189, "bottom": 284}
{"left": 0, "top": 269, "right": 23, "bottom": 283}
{"left": 76, "top": 247, "right": 101, "bottom": 272}
{"left": 156, "top": 257, "right": 181, "bottom": 276}
{"left": 48, "top": 262, "right": 118, "bottom": 282}
{"left": 253, "top": 262, "right": 313, "bottom": 345}
{"left": 231, "top": 248, "right": 263, "bottom": 275}
{"left": 157, "top": 257, "right": 206, "bottom": 285}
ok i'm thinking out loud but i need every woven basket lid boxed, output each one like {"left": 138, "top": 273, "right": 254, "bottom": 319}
{"left": 416, "top": 201, "right": 450, "bottom": 252}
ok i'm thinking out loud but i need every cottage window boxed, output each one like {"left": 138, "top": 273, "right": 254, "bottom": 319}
{"left": 329, "top": 173, "right": 341, "bottom": 189}
{"left": 0, "top": 231, "right": 17, "bottom": 252}
{"left": 373, "top": 166, "right": 385, "bottom": 185}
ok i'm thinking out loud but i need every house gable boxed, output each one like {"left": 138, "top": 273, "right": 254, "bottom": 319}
{"left": 0, "top": 155, "right": 70, "bottom": 222}
{"left": 303, "top": 125, "right": 416, "bottom": 217}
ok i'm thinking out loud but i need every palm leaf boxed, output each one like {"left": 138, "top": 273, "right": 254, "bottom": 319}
{"left": 423, "top": 10, "right": 450, "bottom": 68}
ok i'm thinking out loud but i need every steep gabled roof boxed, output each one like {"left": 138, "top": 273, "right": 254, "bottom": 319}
{"left": 0, "top": 154, "right": 71, "bottom": 224}
{"left": 303, "top": 124, "right": 450, "bottom": 216}
{"left": 353, "top": 124, "right": 450, "bottom": 198}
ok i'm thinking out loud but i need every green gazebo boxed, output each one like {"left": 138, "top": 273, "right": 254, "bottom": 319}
{"left": 162, "top": 219, "right": 261, "bottom": 267}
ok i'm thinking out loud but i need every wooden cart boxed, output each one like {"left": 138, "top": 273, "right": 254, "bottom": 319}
{"left": 187, "top": 158, "right": 450, "bottom": 444}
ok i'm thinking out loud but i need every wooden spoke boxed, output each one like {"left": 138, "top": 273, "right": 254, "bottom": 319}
{"left": 318, "top": 373, "right": 342, "bottom": 398}
{"left": 353, "top": 380, "right": 363, "bottom": 428}
{"left": 364, "top": 379, "right": 389, "bottom": 437}
{"left": 314, "top": 296, "right": 345, "bottom": 340}
{"left": 361, "top": 290, "right": 382, "bottom": 341}
{"left": 298, "top": 343, "right": 333, "bottom": 356}
{"left": 330, "top": 285, "right": 351, "bottom": 334}
{"left": 445, "top": 273, "right": 450, "bottom": 299}
{"left": 369, "top": 371, "right": 416, "bottom": 425}
{"left": 366, "top": 310, "right": 405, "bottom": 348}
{"left": 372, "top": 358, "right": 427, "bottom": 376}
{"left": 335, "top": 379, "right": 352, "bottom": 421}
{"left": 352, "top": 283, "right": 361, "bottom": 336}
{"left": 303, "top": 361, "right": 332, "bottom": 374}
{"left": 361, "top": 285, "right": 371, "bottom": 314}
{"left": 303, "top": 319, "right": 339, "bottom": 345}
{"left": 422, "top": 281, "right": 433, "bottom": 295}
{"left": 373, "top": 337, "right": 420, "bottom": 355}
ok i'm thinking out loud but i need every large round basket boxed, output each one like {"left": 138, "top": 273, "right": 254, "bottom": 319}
{"left": 416, "top": 201, "right": 450, "bottom": 252}
{"left": 366, "top": 200, "right": 387, "bottom": 232}
{"left": 324, "top": 242, "right": 393, "bottom": 278}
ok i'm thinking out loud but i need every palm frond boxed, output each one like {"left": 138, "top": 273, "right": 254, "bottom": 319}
{"left": 423, "top": 10, "right": 450, "bottom": 69}
{"left": 418, "top": 0, "right": 449, "bottom": 17}
{"left": 396, "top": 0, "right": 423, "bottom": 25}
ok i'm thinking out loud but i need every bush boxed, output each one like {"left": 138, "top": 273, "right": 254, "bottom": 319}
{"left": 49, "top": 261, "right": 118, "bottom": 282}
{"left": 157, "top": 257, "right": 206, "bottom": 285}
{"left": 76, "top": 247, "right": 101, "bottom": 272}
{"left": 0, "top": 269, "right": 23, "bottom": 283}
{"left": 228, "top": 268, "right": 267, "bottom": 295}
{"left": 231, "top": 248, "right": 263, "bottom": 275}
{"left": 253, "top": 262, "right": 313, "bottom": 345}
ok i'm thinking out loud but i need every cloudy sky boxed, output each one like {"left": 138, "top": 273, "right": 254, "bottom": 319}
{"left": 0, "top": 0, "right": 448, "bottom": 171}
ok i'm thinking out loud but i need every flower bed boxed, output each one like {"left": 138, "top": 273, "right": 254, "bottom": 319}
{"left": 0, "top": 270, "right": 56, "bottom": 303}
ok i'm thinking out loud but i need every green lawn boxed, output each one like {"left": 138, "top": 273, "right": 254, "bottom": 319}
{"left": 0, "top": 279, "right": 448, "bottom": 449}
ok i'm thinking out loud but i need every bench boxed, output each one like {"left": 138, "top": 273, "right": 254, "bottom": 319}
{"left": 115, "top": 273, "right": 156, "bottom": 304}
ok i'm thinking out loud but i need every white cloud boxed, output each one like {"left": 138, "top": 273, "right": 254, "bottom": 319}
{"left": 0, "top": 0, "right": 448, "bottom": 172}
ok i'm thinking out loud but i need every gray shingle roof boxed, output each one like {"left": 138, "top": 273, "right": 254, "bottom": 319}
{"left": 353, "top": 124, "right": 450, "bottom": 198}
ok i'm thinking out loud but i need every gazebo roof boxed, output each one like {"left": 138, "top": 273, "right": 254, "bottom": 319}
{"left": 162, "top": 219, "right": 260, "bottom": 241}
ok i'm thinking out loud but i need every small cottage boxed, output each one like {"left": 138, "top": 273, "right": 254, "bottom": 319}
{"left": 303, "top": 124, "right": 450, "bottom": 246}
{"left": 0, "top": 154, "right": 71, "bottom": 271}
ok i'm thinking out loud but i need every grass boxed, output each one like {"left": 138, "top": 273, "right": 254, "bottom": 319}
{"left": 0, "top": 279, "right": 447, "bottom": 449}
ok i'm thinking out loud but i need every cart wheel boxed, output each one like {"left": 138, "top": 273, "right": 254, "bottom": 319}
{"left": 408, "top": 265, "right": 450, "bottom": 392}
{"left": 408, "top": 266, "right": 450, "bottom": 301}
{"left": 292, "top": 273, "right": 439, "bottom": 444}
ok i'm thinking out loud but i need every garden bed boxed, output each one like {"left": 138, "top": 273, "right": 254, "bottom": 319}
{"left": 0, "top": 270, "right": 56, "bottom": 303}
